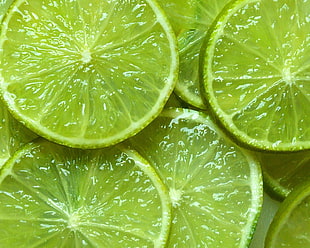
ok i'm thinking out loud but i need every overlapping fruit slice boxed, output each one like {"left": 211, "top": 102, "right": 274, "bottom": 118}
{"left": 256, "top": 150, "right": 310, "bottom": 200}
{"left": 265, "top": 180, "right": 310, "bottom": 247}
{"left": 0, "top": 0, "right": 178, "bottom": 148}
{"left": 0, "top": 139, "right": 171, "bottom": 247}
{"left": 128, "top": 108, "right": 263, "bottom": 247}
{"left": 202, "top": 0, "right": 310, "bottom": 151}
{"left": 0, "top": 98, "right": 37, "bottom": 168}
{"left": 158, "top": 0, "right": 231, "bottom": 109}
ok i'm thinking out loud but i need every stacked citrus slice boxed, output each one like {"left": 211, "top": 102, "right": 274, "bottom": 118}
{"left": 202, "top": 0, "right": 310, "bottom": 151}
{"left": 0, "top": 0, "right": 178, "bottom": 148}
{"left": 128, "top": 108, "right": 263, "bottom": 247}
{"left": 265, "top": 181, "right": 310, "bottom": 247}
{"left": 157, "top": 0, "right": 231, "bottom": 109}
{"left": 0, "top": 139, "right": 171, "bottom": 247}
{"left": 0, "top": 98, "right": 37, "bottom": 167}
{"left": 0, "top": 0, "right": 309, "bottom": 246}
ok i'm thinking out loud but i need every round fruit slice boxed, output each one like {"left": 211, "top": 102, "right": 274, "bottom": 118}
{"left": 202, "top": 0, "right": 310, "bottom": 151}
{"left": 0, "top": 139, "right": 171, "bottom": 247}
{"left": 265, "top": 180, "right": 310, "bottom": 247}
{"left": 0, "top": 98, "right": 37, "bottom": 168}
{"left": 158, "top": 0, "right": 231, "bottom": 109}
{"left": 128, "top": 108, "right": 263, "bottom": 247}
{"left": 0, "top": 0, "right": 178, "bottom": 148}
{"left": 256, "top": 150, "right": 310, "bottom": 200}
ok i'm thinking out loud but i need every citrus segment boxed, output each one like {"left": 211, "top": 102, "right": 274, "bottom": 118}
{"left": 0, "top": 0, "right": 178, "bottom": 148}
{"left": 0, "top": 139, "right": 171, "bottom": 247}
{"left": 203, "top": 0, "right": 310, "bottom": 151}
{"left": 158, "top": 0, "right": 231, "bottom": 109}
{"left": 265, "top": 181, "right": 310, "bottom": 247}
{"left": 128, "top": 108, "right": 263, "bottom": 247}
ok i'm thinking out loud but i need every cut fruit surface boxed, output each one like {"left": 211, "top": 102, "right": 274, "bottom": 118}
{"left": 158, "top": 0, "right": 231, "bottom": 109}
{"left": 0, "top": 0, "right": 13, "bottom": 21}
{"left": 128, "top": 108, "right": 263, "bottom": 247}
{"left": 202, "top": 0, "right": 310, "bottom": 151}
{"left": 0, "top": 139, "right": 171, "bottom": 247}
{"left": 0, "top": 98, "right": 37, "bottom": 168}
{"left": 256, "top": 150, "right": 310, "bottom": 200}
{"left": 265, "top": 180, "right": 310, "bottom": 247}
{"left": 0, "top": 0, "right": 178, "bottom": 148}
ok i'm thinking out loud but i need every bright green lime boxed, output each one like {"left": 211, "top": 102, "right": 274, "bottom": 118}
{"left": 128, "top": 108, "right": 263, "bottom": 247}
{"left": 158, "top": 0, "right": 231, "bottom": 109}
{"left": 0, "top": 139, "right": 171, "bottom": 247}
{"left": 0, "top": 0, "right": 178, "bottom": 148}
{"left": 256, "top": 150, "right": 310, "bottom": 200}
{"left": 265, "top": 181, "right": 310, "bottom": 247}
{"left": 203, "top": 0, "right": 310, "bottom": 151}
{"left": 0, "top": 98, "right": 37, "bottom": 167}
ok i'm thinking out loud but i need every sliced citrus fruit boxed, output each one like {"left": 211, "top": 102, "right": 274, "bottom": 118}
{"left": 265, "top": 180, "right": 310, "bottom": 247}
{"left": 202, "top": 0, "right": 310, "bottom": 151}
{"left": 256, "top": 150, "right": 310, "bottom": 201}
{"left": 0, "top": 0, "right": 178, "bottom": 148}
{"left": 0, "top": 138, "right": 171, "bottom": 247}
{"left": 158, "top": 0, "right": 231, "bottom": 109}
{"left": 0, "top": 0, "right": 13, "bottom": 21}
{"left": 128, "top": 108, "right": 263, "bottom": 247}
{"left": 0, "top": 98, "right": 37, "bottom": 167}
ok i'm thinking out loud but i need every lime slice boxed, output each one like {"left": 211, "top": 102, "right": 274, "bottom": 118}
{"left": 265, "top": 180, "right": 310, "bottom": 247}
{"left": 256, "top": 150, "right": 310, "bottom": 201}
{"left": 202, "top": 0, "right": 310, "bottom": 151}
{"left": 128, "top": 108, "right": 263, "bottom": 247}
{"left": 0, "top": 98, "right": 37, "bottom": 167}
{"left": 0, "top": 139, "right": 171, "bottom": 247}
{"left": 0, "top": 0, "right": 178, "bottom": 148}
{"left": 0, "top": 0, "right": 13, "bottom": 21}
{"left": 158, "top": 0, "right": 231, "bottom": 109}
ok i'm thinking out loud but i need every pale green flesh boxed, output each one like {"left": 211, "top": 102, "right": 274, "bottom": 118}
{"left": 0, "top": 98, "right": 37, "bottom": 168}
{"left": 0, "top": 139, "right": 171, "bottom": 247}
{"left": 128, "top": 108, "right": 263, "bottom": 247}
{"left": 0, "top": 0, "right": 177, "bottom": 148}
{"left": 265, "top": 182, "right": 310, "bottom": 247}
{"left": 158, "top": 0, "right": 231, "bottom": 109}
{"left": 0, "top": 0, "right": 13, "bottom": 21}
{"left": 204, "top": 0, "right": 310, "bottom": 151}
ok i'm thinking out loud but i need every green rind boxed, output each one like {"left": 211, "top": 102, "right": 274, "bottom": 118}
{"left": 128, "top": 107, "right": 263, "bottom": 247}
{"left": 0, "top": 138, "right": 172, "bottom": 247}
{"left": 0, "top": 0, "right": 178, "bottom": 149}
{"left": 202, "top": 0, "right": 310, "bottom": 152}
{"left": 265, "top": 180, "right": 310, "bottom": 247}
{"left": 256, "top": 150, "right": 310, "bottom": 201}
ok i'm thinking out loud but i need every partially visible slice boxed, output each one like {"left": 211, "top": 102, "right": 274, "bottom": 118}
{"left": 0, "top": 0, "right": 178, "bottom": 148}
{"left": 158, "top": 0, "right": 231, "bottom": 109}
{"left": 0, "top": 139, "right": 171, "bottom": 247}
{"left": 202, "top": 0, "right": 310, "bottom": 151}
{"left": 0, "top": 98, "right": 37, "bottom": 167}
{"left": 249, "top": 192, "right": 280, "bottom": 248}
{"left": 128, "top": 108, "right": 263, "bottom": 247}
{"left": 0, "top": 0, "right": 13, "bottom": 21}
{"left": 256, "top": 150, "right": 310, "bottom": 200}
{"left": 265, "top": 180, "right": 310, "bottom": 247}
